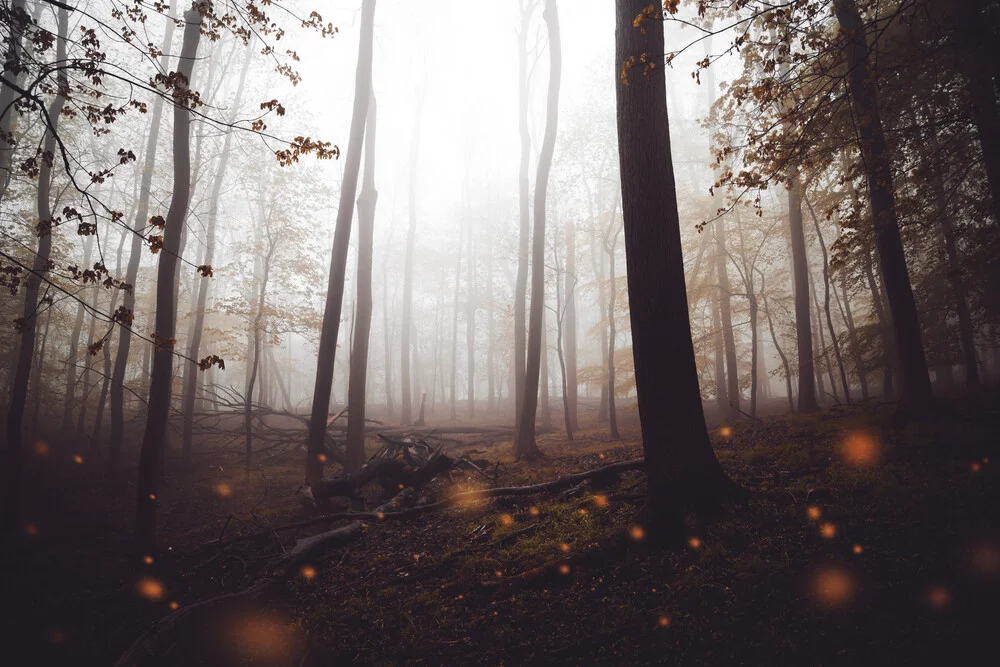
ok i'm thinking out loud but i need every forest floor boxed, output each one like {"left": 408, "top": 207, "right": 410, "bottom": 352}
{"left": 5, "top": 392, "right": 1000, "bottom": 666}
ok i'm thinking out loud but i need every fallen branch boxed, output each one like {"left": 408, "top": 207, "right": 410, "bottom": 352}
{"left": 116, "top": 522, "right": 364, "bottom": 667}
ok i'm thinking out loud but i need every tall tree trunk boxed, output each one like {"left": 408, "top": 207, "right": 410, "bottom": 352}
{"left": 955, "top": 0, "right": 1000, "bottom": 228}
{"left": 588, "top": 189, "right": 610, "bottom": 423}
{"left": 181, "top": 43, "right": 251, "bottom": 468}
{"left": 513, "top": 0, "right": 534, "bottom": 435}
{"left": 515, "top": 0, "right": 560, "bottom": 460}
{"left": 450, "top": 222, "right": 464, "bottom": 421}
{"left": 3, "top": 6, "right": 67, "bottom": 531}
{"left": 764, "top": 294, "right": 794, "bottom": 412}
{"left": 347, "top": 93, "right": 378, "bottom": 473}
{"left": 606, "top": 218, "right": 622, "bottom": 441}
{"left": 834, "top": 0, "right": 932, "bottom": 410}
{"left": 0, "top": 0, "right": 28, "bottom": 204}
{"left": 244, "top": 229, "right": 275, "bottom": 470}
{"left": 540, "top": 316, "right": 551, "bottom": 430}
{"left": 134, "top": 8, "right": 201, "bottom": 555}
{"left": 79, "top": 290, "right": 100, "bottom": 439}
{"left": 563, "top": 216, "right": 578, "bottom": 430}
{"left": 91, "top": 227, "right": 129, "bottom": 450}
{"left": 715, "top": 219, "right": 740, "bottom": 420}
{"left": 401, "top": 95, "right": 423, "bottom": 426}
{"left": 30, "top": 306, "right": 53, "bottom": 436}
{"left": 382, "top": 235, "right": 395, "bottom": 421}
{"left": 110, "top": 14, "right": 176, "bottom": 474}
{"left": 806, "top": 199, "right": 851, "bottom": 403}
{"left": 615, "top": 0, "right": 735, "bottom": 531}
{"left": 466, "top": 215, "right": 476, "bottom": 418}
{"left": 486, "top": 223, "right": 497, "bottom": 417}
{"left": 63, "top": 236, "right": 95, "bottom": 431}
{"left": 305, "top": 0, "right": 376, "bottom": 487}
{"left": 711, "top": 262, "right": 728, "bottom": 414}
{"left": 788, "top": 168, "right": 818, "bottom": 412}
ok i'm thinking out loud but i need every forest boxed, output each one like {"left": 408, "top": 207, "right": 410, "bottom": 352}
{"left": 1, "top": 0, "right": 999, "bottom": 664}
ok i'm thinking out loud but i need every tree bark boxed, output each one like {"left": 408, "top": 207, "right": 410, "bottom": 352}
{"left": 764, "top": 294, "right": 794, "bottom": 412}
{"left": 615, "top": 0, "right": 735, "bottom": 530}
{"left": 134, "top": 6, "right": 201, "bottom": 555}
{"left": 63, "top": 236, "right": 95, "bottom": 431}
{"left": 834, "top": 0, "right": 933, "bottom": 410}
{"left": 714, "top": 219, "right": 740, "bottom": 421}
{"left": 563, "top": 216, "right": 578, "bottom": 430}
{"left": 347, "top": 92, "right": 378, "bottom": 473}
{"left": 305, "top": 0, "right": 376, "bottom": 487}
{"left": 110, "top": 13, "right": 176, "bottom": 474}
{"left": 400, "top": 93, "right": 422, "bottom": 426}
{"left": 605, "top": 209, "right": 622, "bottom": 441}
{"left": 513, "top": 0, "right": 534, "bottom": 434}
{"left": 3, "top": 6, "right": 67, "bottom": 531}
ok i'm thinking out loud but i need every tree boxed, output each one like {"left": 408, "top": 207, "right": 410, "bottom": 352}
{"left": 833, "top": 0, "right": 933, "bottom": 410}
{"left": 305, "top": 0, "right": 376, "bottom": 488}
{"left": 401, "top": 92, "right": 423, "bottom": 426}
{"left": 616, "top": 0, "right": 735, "bottom": 531}
{"left": 515, "top": 0, "right": 561, "bottom": 461}
{"left": 347, "top": 92, "right": 378, "bottom": 473}
{"left": 2, "top": 5, "right": 68, "bottom": 532}
{"left": 135, "top": 6, "right": 202, "bottom": 555}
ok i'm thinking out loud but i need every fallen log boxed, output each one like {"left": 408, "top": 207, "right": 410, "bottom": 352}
{"left": 221, "top": 458, "right": 646, "bottom": 547}
{"left": 116, "top": 522, "right": 363, "bottom": 667}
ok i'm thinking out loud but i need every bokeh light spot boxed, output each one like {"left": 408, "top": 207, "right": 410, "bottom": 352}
{"left": 657, "top": 616, "right": 670, "bottom": 628}
{"left": 499, "top": 513, "right": 514, "bottom": 527}
{"left": 719, "top": 426, "right": 732, "bottom": 438}
{"left": 820, "top": 523, "right": 837, "bottom": 539}
{"left": 807, "top": 506, "right": 822, "bottom": 520}
{"left": 136, "top": 577, "right": 166, "bottom": 601}
{"left": 593, "top": 494, "right": 609, "bottom": 508}
{"left": 34, "top": 440, "right": 49, "bottom": 456}
{"left": 300, "top": 565, "right": 317, "bottom": 580}
{"left": 215, "top": 483, "right": 232, "bottom": 498}
{"left": 72, "top": 455, "right": 83, "bottom": 464}
{"left": 927, "top": 585, "right": 951, "bottom": 608}
{"left": 852, "top": 544, "right": 863, "bottom": 555}
{"left": 629, "top": 525, "right": 645, "bottom": 541}
{"left": 839, "top": 432, "right": 880, "bottom": 468}
{"left": 810, "top": 566, "right": 856, "bottom": 607}
{"left": 688, "top": 537, "right": 702, "bottom": 549}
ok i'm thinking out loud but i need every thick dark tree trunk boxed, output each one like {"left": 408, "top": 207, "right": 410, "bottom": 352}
{"left": 787, "top": 168, "right": 818, "bottom": 412}
{"left": 515, "top": 0, "right": 560, "bottom": 460}
{"left": 615, "top": 0, "right": 735, "bottom": 530}
{"left": 3, "top": 7, "right": 67, "bottom": 531}
{"left": 347, "top": 93, "right": 378, "bottom": 473}
{"left": 305, "top": 0, "right": 376, "bottom": 487}
{"left": 110, "top": 14, "right": 176, "bottom": 475}
{"left": 834, "top": 0, "right": 933, "bottom": 410}
{"left": 134, "top": 7, "right": 201, "bottom": 555}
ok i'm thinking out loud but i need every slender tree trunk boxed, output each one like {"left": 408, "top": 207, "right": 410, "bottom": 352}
{"left": 111, "top": 14, "right": 176, "bottom": 474}
{"left": 806, "top": 199, "right": 851, "bottom": 402}
{"left": 305, "top": 0, "right": 376, "bottom": 487}
{"left": 711, "top": 261, "right": 728, "bottom": 414}
{"left": 0, "top": 0, "right": 28, "bottom": 204}
{"left": 564, "top": 216, "right": 578, "bottom": 430}
{"left": 346, "top": 93, "right": 378, "bottom": 473}
{"left": 588, "top": 190, "right": 610, "bottom": 423}
{"left": 382, "top": 236, "right": 394, "bottom": 421}
{"left": 450, "top": 222, "right": 464, "bottom": 421}
{"left": 515, "top": 0, "right": 560, "bottom": 460}
{"left": 466, "top": 215, "right": 476, "bottom": 418}
{"left": 715, "top": 219, "right": 740, "bottom": 420}
{"left": 513, "top": 0, "right": 534, "bottom": 435}
{"left": 839, "top": 275, "right": 869, "bottom": 400}
{"left": 606, "top": 221, "right": 622, "bottom": 441}
{"left": 834, "top": 0, "right": 933, "bottom": 410}
{"left": 30, "top": 306, "right": 53, "bottom": 436}
{"left": 245, "top": 230, "right": 275, "bottom": 470}
{"left": 78, "top": 291, "right": 100, "bottom": 438}
{"left": 3, "top": 7, "right": 67, "bottom": 531}
{"left": 401, "top": 95, "right": 423, "bottom": 426}
{"left": 540, "top": 316, "right": 551, "bottom": 430}
{"left": 615, "top": 0, "right": 736, "bottom": 531}
{"left": 764, "top": 295, "right": 794, "bottom": 412}
{"left": 134, "top": 7, "right": 200, "bottom": 555}
{"left": 63, "top": 236, "right": 95, "bottom": 431}
{"left": 486, "top": 224, "right": 497, "bottom": 416}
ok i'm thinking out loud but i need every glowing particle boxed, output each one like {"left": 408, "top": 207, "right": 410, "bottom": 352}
{"left": 719, "top": 426, "right": 733, "bottom": 438}
{"left": 558, "top": 564, "right": 571, "bottom": 575}
{"left": 687, "top": 537, "right": 702, "bottom": 549}
{"left": 376, "top": 512, "right": 385, "bottom": 520}
{"left": 34, "top": 441, "right": 49, "bottom": 456}
{"left": 215, "top": 483, "right": 232, "bottom": 498}
{"left": 148, "top": 493, "right": 156, "bottom": 501}
{"left": 398, "top": 483, "right": 404, "bottom": 489}
{"left": 499, "top": 513, "right": 514, "bottom": 527}
{"left": 810, "top": 566, "right": 856, "bottom": 607}
{"left": 629, "top": 525, "right": 646, "bottom": 541}
{"left": 971, "top": 462, "right": 982, "bottom": 473}
{"left": 970, "top": 544, "right": 1000, "bottom": 576}
{"left": 493, "top": 610, "right": 498, "bottom": 616}
{"left": 852, "top": 544, "right": 863, "bottom": 555}
{"left": 300, "top": 566, "right": 317, "bottom": 580}
{"left": 807, "top": 506, "right": 822, "bottom": 521}
{"left": 983, "top": 458, "right": 990, "bottom": 465}
{"left": 72, "top": 455, "right": 83, "bottom": 464}
{"left": 560, "top": 543, "right": 571, "bottom": 553}
{"left": 143, "top": 555, "right": 154, "bottom": 565}
{"left": 820, "top": 523, "right": 837, "bottom": 539}
{"left": 317, "top": 454, "right": 327, "bottom": 463}
{"left": 529, "top": 507, "right": 540, "bottom": 517}
{"left": 136, "top": 577, "right": 166, "bottom": 601}
{"left": 839, "top": 432, "right": 880, "bottom": 467}
{"left": 927, "top": 585, "right": 951, "bottom": 608}
{"left": 25, "top": 524, "right": 38, "bottom": 537}
{"left": 495, "top": 571, "right": 503, "bottom": 577}
{"left": 578, "top": 508, "right": 588, "bottom": 516}
{"left": 599, "top": 454, "right": 606, "bottom": 460}
{"left": 657, "top": 616, "right": 670, "bottom": 628}
{"left": 593, "top": 494, "right": 609, "bottom": 508}
{"left": 169, "top": 601, "right": 179, "bottom": 610}
{"left": 457, "top": 594, "right": 464, "bottom": 600}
